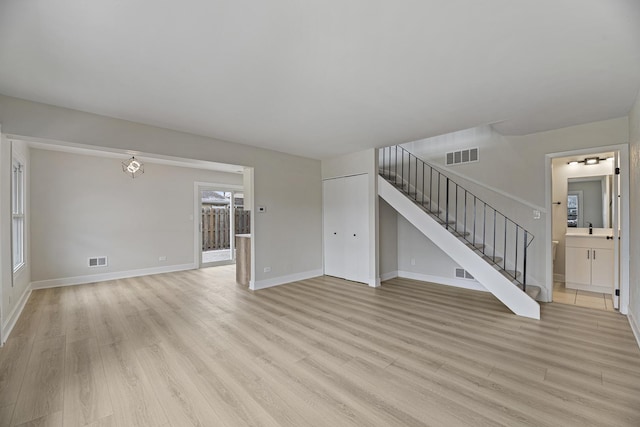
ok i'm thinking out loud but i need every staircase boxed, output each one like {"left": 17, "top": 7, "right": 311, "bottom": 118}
{"left": 379, "top": 145, "right": 540, "bottom": 319}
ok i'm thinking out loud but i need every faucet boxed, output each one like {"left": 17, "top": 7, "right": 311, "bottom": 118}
{"left": 588, "top": 222, "right": 593, "bottom": 235}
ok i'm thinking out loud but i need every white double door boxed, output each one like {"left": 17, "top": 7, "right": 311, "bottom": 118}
{"left": 323, "top": 174, "right": 370, "bottom": 284}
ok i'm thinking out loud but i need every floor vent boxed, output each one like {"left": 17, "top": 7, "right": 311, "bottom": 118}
{"left": 455, "top": 267, "right": 475, "bottom": 280}
{"left": 446, "top": 148, "right": 479, "bottom": 166}
{"left": 88, "top": 256, "right": 108, "bottom": 267}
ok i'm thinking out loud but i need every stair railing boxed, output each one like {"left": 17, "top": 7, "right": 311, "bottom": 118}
{"left": 379, "top": 145, "right": 534, "bottom": 291}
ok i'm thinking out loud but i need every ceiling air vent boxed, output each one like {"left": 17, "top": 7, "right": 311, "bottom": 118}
{"left": 446, "top": 148, "right": 479, "bottom": 166}
{"left": 88, "top": 256, "right": 108, "bottom": 268}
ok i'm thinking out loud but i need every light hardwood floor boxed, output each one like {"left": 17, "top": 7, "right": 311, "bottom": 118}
{"left": 1, "top": 266, "right": 639, "bottom": 426}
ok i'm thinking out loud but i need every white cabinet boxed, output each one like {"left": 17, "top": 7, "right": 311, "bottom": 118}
{"left": 323, "top": 174, "right": 370, "bottom": 284}
{"left": 565, "top": 235, "right": 613, "bottom": 293}
{"left": 564, "top": 247, "right": 591, "bottom": 287}
{"left": 590, "top": 248, "right": 614, "bottom": 288}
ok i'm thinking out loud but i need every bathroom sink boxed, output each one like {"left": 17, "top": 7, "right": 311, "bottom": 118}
{"left": 565, "top": 227, "right": 613, "bottom": 237}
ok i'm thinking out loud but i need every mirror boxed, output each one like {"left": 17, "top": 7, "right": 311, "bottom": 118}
{"left": 567, "top": 175, "right": 612, "bottom": 228}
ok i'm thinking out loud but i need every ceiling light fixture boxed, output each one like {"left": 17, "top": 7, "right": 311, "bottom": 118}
{"left": 567, "top": 156, "right": 610, "bottom": 166}
{"left": 122, "top": 156, "right": 144, "bottom": 178}
{"left": 585, "top": 157, "right": 599, "bottom": 165}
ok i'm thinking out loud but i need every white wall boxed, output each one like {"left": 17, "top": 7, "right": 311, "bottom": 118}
{"left": 398, "top": 118, "right": 628, "bottom": 300}
{"left": 629, "top": 90, "right": 640, "bottom": 343}
{"left": 0, "top": 95, "right": 323, "bottom": 291}
{"left": 378, "top": 199, "right": 397, "bottom": 279}
{"left": 29, "top": 148, "right": 242, "bottom": 283}
{"left": 0, "top": 131, "right": 11, "bottom": 341}
{"left": 396, "top": 216, "right": 488, "bottom": 289}
{"left": 321, "top": 149, "right": 373, "bottom": 179}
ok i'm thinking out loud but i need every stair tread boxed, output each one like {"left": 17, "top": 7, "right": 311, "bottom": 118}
{"left": 412, "top": 199, "right": 441, "bottom": 215}
{"left": 452, "top": 230, "right": 471, "bottom": 237}
{"left": 481, "top": 255, "right": 504, "bottom": 264}
{"left": 501, "top": 269, "right": 522, "bottom": 279}
{"left": 466, "top": 242, "right": 485, "bottom": 250}
{"left": 435, "top": 218, "right": 457, "bottom": 225}
{"left": 517, "top": 283, "right": 541, "bottom": 301}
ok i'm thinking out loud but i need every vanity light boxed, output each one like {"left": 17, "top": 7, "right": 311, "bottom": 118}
{"left": 122, "top": 156, "right": 144, "bottom": 178}
{"left": 567, "top": 157, "right": 609, "bottom": 166}
{"left": 585, "top": 157, "right": 599, "bottom": 165}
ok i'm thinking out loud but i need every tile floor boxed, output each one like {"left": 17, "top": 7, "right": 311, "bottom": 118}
{"left": 552, "top": 281, "right": 615, "bottom": 311}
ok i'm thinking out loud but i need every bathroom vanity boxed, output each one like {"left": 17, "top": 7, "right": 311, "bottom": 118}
{"left": 565, "top": 231, "right": 614, "bottom": 293}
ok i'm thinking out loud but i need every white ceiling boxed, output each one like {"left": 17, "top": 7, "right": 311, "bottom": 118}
{"left": 1, "top": 1, "right": 639, "bottom": 160}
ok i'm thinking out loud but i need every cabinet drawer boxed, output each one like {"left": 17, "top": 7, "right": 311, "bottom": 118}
{"left": 565, "top": 236, "right": 613, "bottom": 250}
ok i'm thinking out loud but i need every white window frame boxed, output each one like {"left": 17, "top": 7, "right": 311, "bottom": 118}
{"left": 12, "top": 158, "right": 25, "bottom": 273}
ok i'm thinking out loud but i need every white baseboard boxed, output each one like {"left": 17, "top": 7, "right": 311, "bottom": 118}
{"left": 30, "top": 263, "right": 197, "bottom": 290}
{"left": 396, "top": 271, "right": 490, "bottom": 293}
{"left": 380, "top": 270, "right": 399, "bottom": 282}
{"left": 250, "top": 269, "right": 324, "bottom": 291}
{"left": 628, "top": 313, "right": 640, "bottom": 350}
{"left": 2, "top": 286, "right": 32, "bottom": 345}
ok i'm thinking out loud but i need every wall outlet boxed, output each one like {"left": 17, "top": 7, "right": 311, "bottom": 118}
{"left": 533, "top": 209, "right": 541, "bottom": 220}
{"left": 410, "top": 258, "right": 416, "bottom": 266}
{"left": 159, "top": 256, "right": 167, "bottom": 262}
{"left": 263, "top": 266, "right": 271, "bottom": 273}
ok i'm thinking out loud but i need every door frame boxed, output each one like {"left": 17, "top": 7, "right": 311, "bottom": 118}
{"left": 194, "top": 182, "right": 243, "bottom": 268}
{"left": 545, "top": 143, "right": 629, "bottom": 314}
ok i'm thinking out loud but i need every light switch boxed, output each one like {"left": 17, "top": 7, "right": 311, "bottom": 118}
{"left": 533, "top": 210, "right": 541, "bottom": 220}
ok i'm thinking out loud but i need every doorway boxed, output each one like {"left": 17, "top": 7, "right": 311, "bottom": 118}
{"left": 198, "top": 187, "right": 250, "bottom": 268}
{"left": 547, "top": 145, "right": 629, "bottom": 313}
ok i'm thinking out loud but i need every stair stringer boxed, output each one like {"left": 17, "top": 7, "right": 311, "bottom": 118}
{"left": 379, "top": 176, "right": 540, "bottom": 320}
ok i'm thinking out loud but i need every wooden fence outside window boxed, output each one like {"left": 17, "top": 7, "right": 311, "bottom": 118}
{"left": 202, "top": 206, "right": 251, "bottom": 251}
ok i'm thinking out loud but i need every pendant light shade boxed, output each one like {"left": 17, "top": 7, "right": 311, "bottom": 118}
{"left": 122, "top": 156, "right": 144, "bottom": 178}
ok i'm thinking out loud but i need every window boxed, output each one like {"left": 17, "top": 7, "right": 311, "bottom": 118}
{"left": 12, "top": 159, "right": 24, "bottom": 271}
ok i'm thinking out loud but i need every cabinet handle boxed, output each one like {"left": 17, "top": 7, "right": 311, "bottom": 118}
{"left": 586, "top": 249, "right": 589, "bottom": 259}
{"left": 333, "top": 232, "right": 337, "bottom": 235}
{"left": 353, "top": 234, "right": 356, "bottom": 237}
{"left": 593, "top": 250, "right": 596, "bottom": 260}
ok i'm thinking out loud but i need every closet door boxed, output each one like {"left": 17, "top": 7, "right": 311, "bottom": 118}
{"left": 343, "top": 174, "right": 370, "bottom": 284}
{"left": 322, "top": 178, "right": 345, "bottom": 278}
{"left": 323, "top": 174, "right": 370, "bottom": 284}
